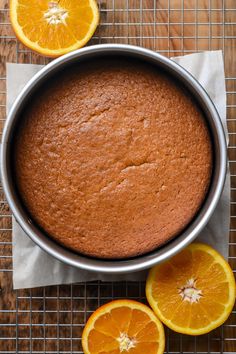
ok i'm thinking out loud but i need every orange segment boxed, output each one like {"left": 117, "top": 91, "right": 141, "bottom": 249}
{"left": 88, "top": 329, "right": 117, "bottom": 353}
{"left": 136, "top": 321, "right": 160, "bottom": 342}
{"left": 110, "top": 306, "right": 132, "bottom": 333}
{"left": 127, "top": 309, "right": 151, "bottom": 337}
{"left": 10, "top": 0, "right": 99, "bottom": 57}
{"left": 94, "top": 312, "right": 120, "bottom": 338}
{"left": 82, "top": 300, "right": 165, "bottom": 354}
{"left": 146, "top": 243, "right": 236, "bottom": 335}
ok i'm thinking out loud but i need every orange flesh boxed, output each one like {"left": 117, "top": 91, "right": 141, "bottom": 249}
{"left": 86, "top": 306, "right": 162, "bottom": 354}
{"left": 11, "top": 0, "right": 99, "bottom": 56}
{"left": 147, "top": 244, "right": 235, "bottom": 333}
{"left": 17, "top": 1, "right": 93, "bottom": 47}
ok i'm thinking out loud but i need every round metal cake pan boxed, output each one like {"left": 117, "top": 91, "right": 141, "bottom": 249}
{"left": 1, "top": 44, "right": 227, "bottom": 273}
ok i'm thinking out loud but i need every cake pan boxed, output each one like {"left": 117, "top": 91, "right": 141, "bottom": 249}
{"left": 1, "top": 44, "right": 227, "bottom": 273}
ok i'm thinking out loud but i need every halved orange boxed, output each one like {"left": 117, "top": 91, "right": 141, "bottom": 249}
{"left": 82, "top": 299, "right": 165, "bottom": 354}
{"left": 146, "top": 243, "right": 236, "bottom": 335}
{"left": 10, "top": 0, "right": 99, "bottom": 57}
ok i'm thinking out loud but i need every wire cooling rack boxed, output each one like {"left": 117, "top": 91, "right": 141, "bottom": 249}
{"left": 0, "top": 0, "right": 236, "bottom": 353}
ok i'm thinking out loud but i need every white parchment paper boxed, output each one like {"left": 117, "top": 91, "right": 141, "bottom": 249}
{"left": 7, "top": 50, "right": 230, "bottom": 289}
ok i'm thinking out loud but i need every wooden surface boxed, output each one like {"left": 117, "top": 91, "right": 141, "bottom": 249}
{"left": 0, "top": 0, "right": 235, "bottom": 353}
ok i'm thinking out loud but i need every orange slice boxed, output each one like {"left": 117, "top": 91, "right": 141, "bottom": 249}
{"left": 10, "top": 0, "right": 99, "bottom": 57}
{"left": 82, "top": 299, "right": 165, "bottom": 354}
{"left": 146, "top": 243, "right": 236, "bottom": 335}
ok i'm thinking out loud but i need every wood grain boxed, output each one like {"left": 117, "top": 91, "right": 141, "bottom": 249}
{"left": 0, "top": 0, "right": 235, "bottom": 352}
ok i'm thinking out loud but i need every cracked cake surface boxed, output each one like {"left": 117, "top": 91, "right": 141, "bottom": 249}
{"left": 14, "top": 59, "right": 212, "bottom": 259}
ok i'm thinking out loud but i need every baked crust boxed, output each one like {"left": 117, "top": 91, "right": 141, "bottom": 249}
{"left": 14, "top": 59, "right": 212, "bottom": 259}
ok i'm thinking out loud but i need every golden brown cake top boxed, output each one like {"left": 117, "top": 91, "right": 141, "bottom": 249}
{"left": 14, "top": 59, "right": 212, "bottom": 259}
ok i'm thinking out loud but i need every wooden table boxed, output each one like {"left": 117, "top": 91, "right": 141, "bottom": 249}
{"left": 0, "top": 0, "right": 235, "bottom": 353}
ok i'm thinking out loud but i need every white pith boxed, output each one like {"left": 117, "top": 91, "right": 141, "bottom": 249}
{"left": 179, "top": 278, "right": 202, "bottom": 303}
{"left": 117, "top": 332, "right": 136, "bottom": 352}
{"left": 44, "top": 2, "right": 68, "bottom": 25}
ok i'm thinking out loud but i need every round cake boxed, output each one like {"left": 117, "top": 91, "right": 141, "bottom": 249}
{"left": 14, "top": 58, "right": 212, "bottom": 259}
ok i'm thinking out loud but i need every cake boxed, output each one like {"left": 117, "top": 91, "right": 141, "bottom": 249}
{"left": 14, "top": 58, "right": 212, "bottom": 259}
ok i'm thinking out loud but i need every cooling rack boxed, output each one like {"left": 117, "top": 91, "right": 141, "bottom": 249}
{"left": 0, "top": 0, "right": 235, "bottom": 353}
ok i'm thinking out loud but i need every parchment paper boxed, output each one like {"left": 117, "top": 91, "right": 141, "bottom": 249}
{"left": 7, "top": 50, "right": 230, "bottom": 289}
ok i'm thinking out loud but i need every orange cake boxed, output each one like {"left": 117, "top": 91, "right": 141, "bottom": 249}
{"left": 14, "top": 59, "right": 212, "bottom": 259}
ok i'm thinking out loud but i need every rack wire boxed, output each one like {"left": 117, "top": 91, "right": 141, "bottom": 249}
{"left": 0, "top": 0, "right": 235, "bottom": 353}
